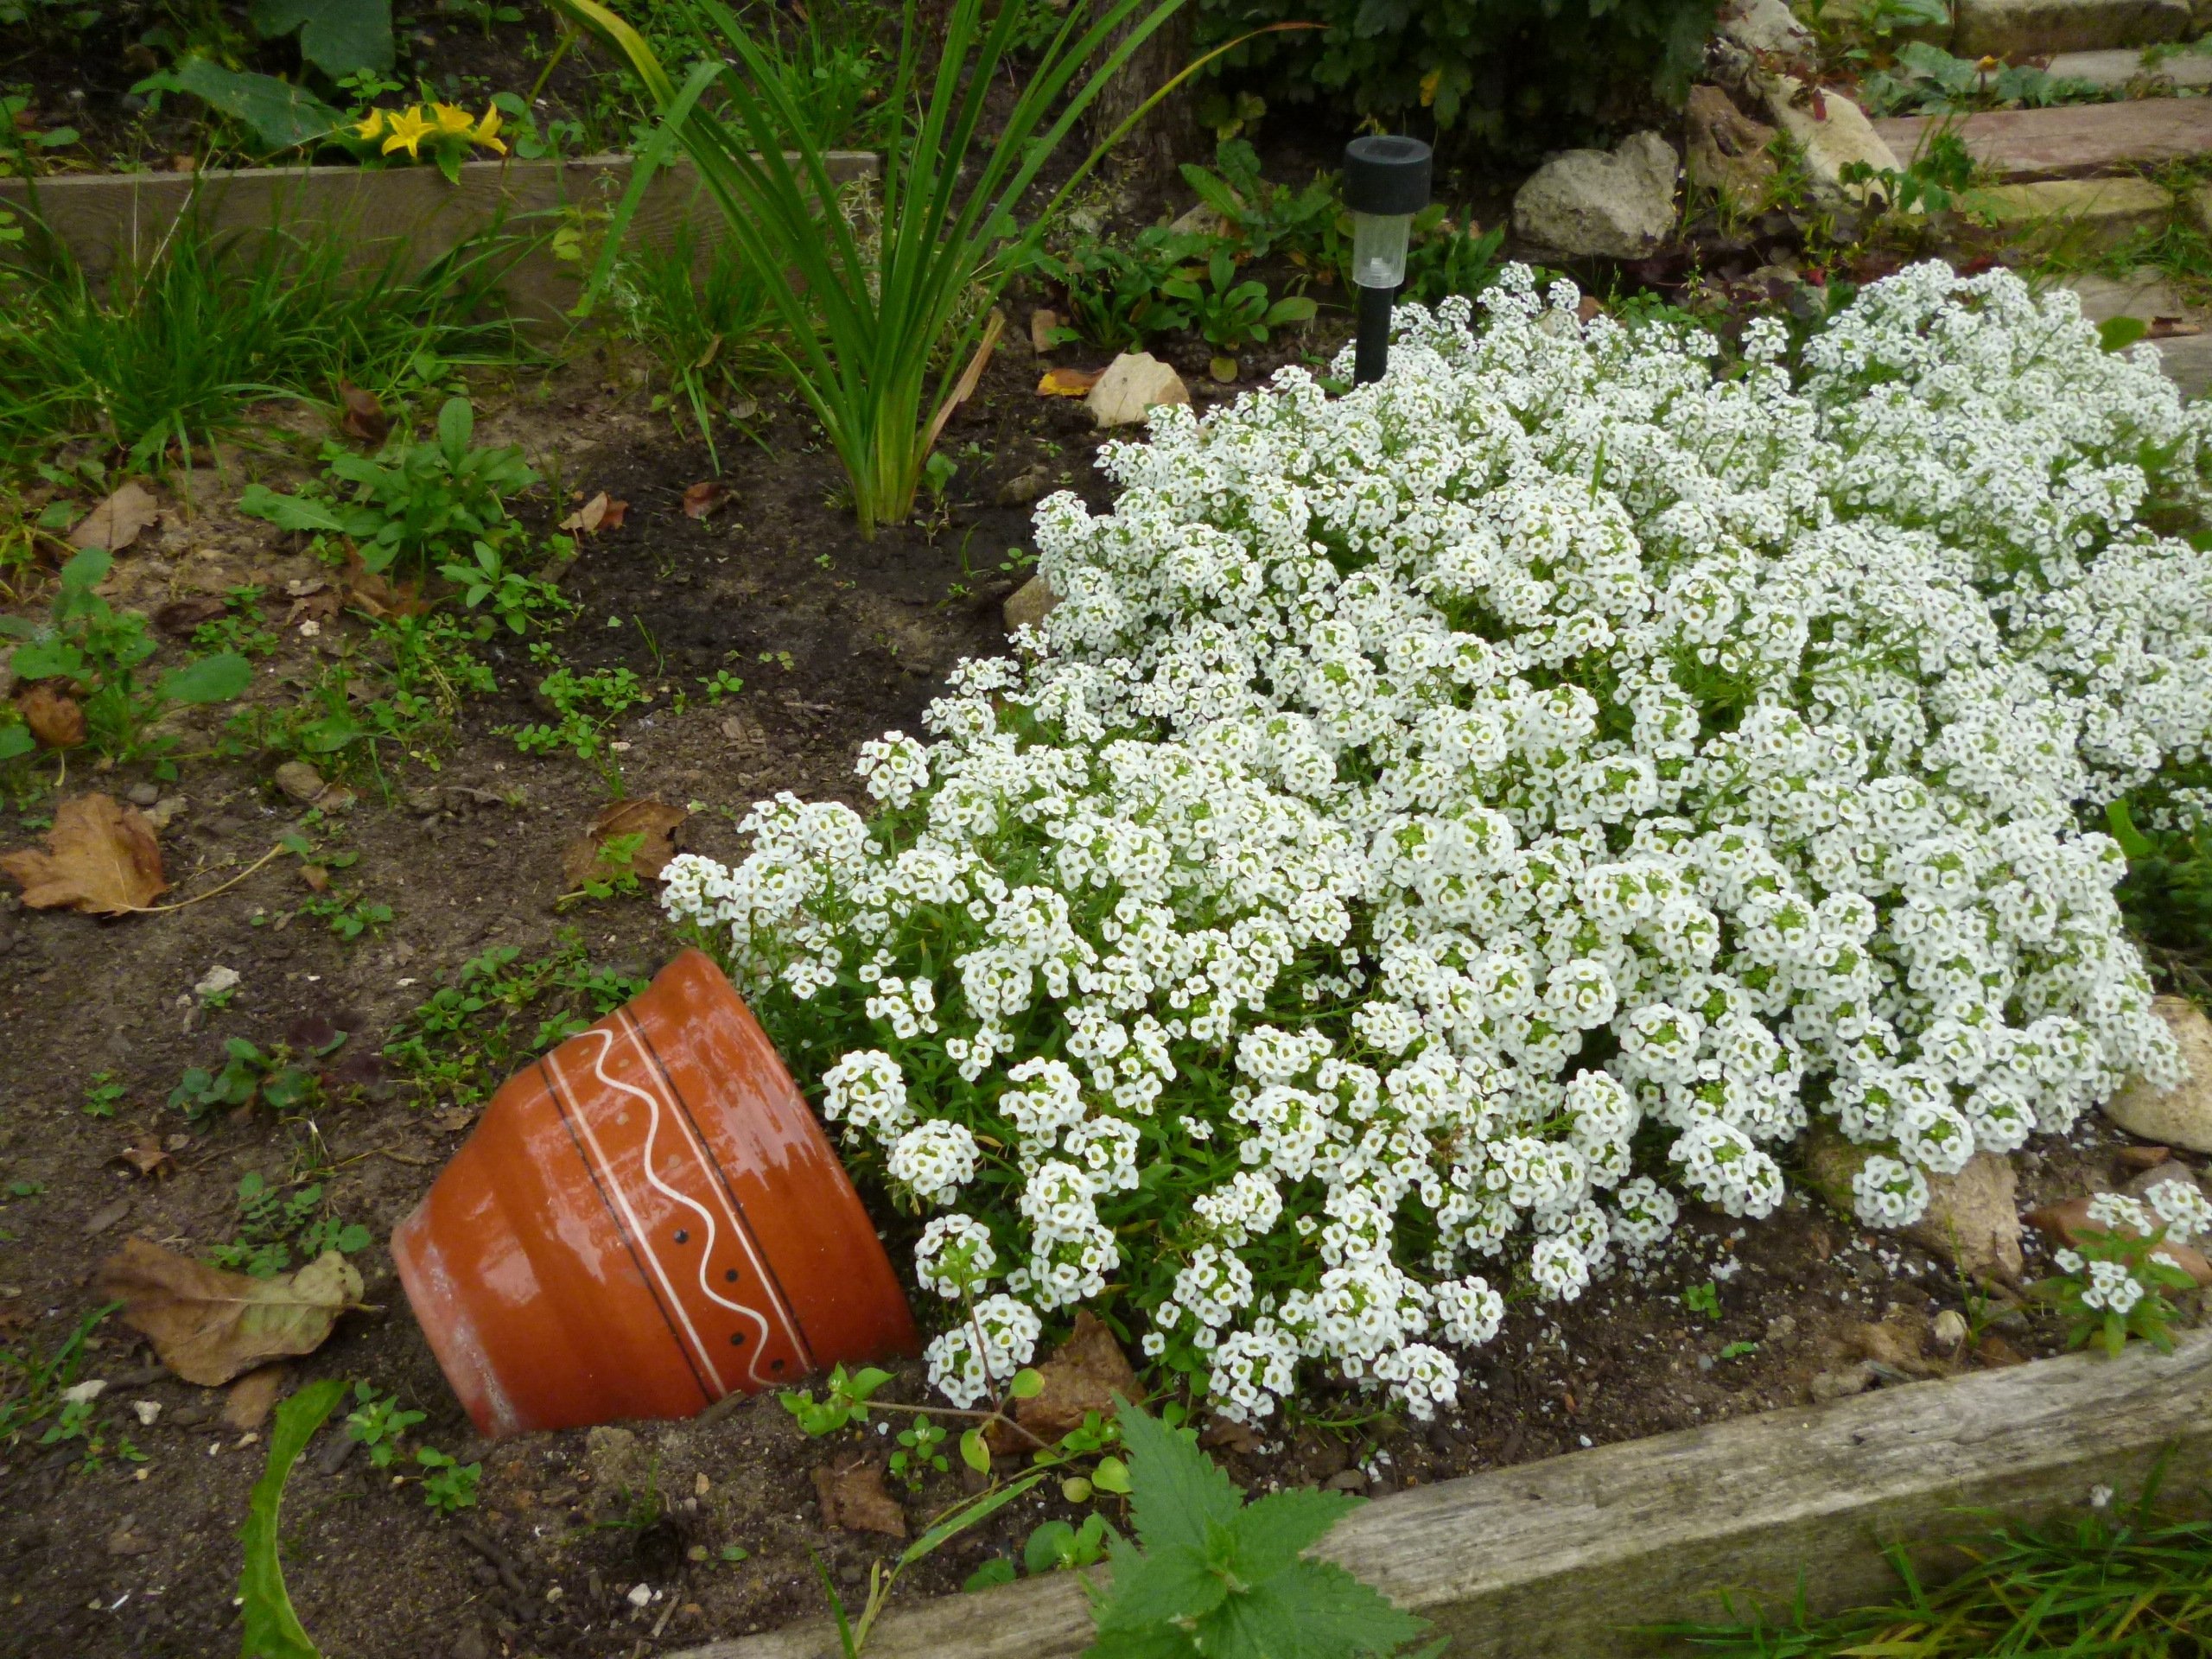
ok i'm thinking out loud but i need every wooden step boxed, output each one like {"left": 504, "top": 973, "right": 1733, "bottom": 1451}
{"left": 2044, "top": 43, "right": 2212, "bottom": 88}
{"left": 1955, "top": 0, "right": 2190, "bottom": 57}
{"left": 1873, "top": 99, "right": 2212, "bottom": 178}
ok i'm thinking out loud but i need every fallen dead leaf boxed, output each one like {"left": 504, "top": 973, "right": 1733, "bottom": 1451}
{"left": 1, "top": 794, "right": 168, "bottom": 914}
{"left": 340, "top": 551, "right": 429, "bottom": 620}
{"left": 153, "top": 594, "right": 228, "bottom": 634}
{"left": 924, "top": 308, "right": 1006, "bottom": 455}
{"left": 431, "top": 1107, "right": 478, "bottom": 1133}
{"left": 298, "top": 862, "right": 330, "bottom": 893}
{"left": 18, "top": 683, "right": 86, "bottom": 749}
{"left": 222, "top": 1362, "right": 292, "bottom": 1429}
{"left": 2027, "top": 1194, "right": 2212, "bottom": 1285}
{"left": 811, "top": 1459, "right": 906, "bottom": 1538}
{"left": 1037, "top": 365, "right": 1104, "bottom": 397}
{"left": 1029, "top": 308, "right": 1061, "bottom": 353}
{"left": 987, "top": 1308, "right": 1137, "bottom": 1453}
{"left": 336, "top": 379, "right": 391, "bottom": 445}
{"left": 560, "top": 798, "right": 689, "bottom": 892}
{"left": 2116, "top": 1145, "right": 2174, "bottom": 1170}
{"left": 559, "top": 492, "right": 627, "bottom": 535}
{"left": 1198, "top": 1416, "right": 1265, "bottom": 1455}
{"left": 70, "top": 481, "right": 161, "bottom": 552}
{"left": 94, "top": 1237, "right": 364, "bottom": 1387}
{"left": 114, "top": 1141, "right": 175, "bottom": 1180}
{"left": 682, "top": 480, "right": 730, "bottom": 520}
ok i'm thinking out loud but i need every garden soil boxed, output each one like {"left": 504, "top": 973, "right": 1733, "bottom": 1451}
{"left": 0, "top": 343, "right": 2159, "bottom": 1659}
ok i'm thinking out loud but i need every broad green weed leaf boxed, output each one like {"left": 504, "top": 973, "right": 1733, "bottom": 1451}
{"left": 237, "top": 486, "right": 346, "bottom": 535}
{"left": 1225, "top": 1485, "right": 1362, "bottom": 1581}
{"left": 238, "top": 1375, "right": 347, "bottom": 1658}
{"left": 1116, "top": 1397, "right": 1240, "bottom": 1556}
{"left": 159, "top": 652, "right": 253, "bottom": 706}
{"left": 251, "top": 0, "right": 394, "bottom": 76}
{"left": 1198, "top": 1561, "right": 1428, "bottom": 1659}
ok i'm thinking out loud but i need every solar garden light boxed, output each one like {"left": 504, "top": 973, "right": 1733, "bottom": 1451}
{"left": 1344, "top": 134, "right": 1433, "bottom": 385}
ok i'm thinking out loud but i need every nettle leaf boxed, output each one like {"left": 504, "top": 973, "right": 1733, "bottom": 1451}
{"left": 238, "top": 485, "right": 346, "bottom": 535}
{"left": 1200, "top": 1564, "right": 1429, "bottom": 1659}
{"left": 251, "top": 0, "right": 394, "bottom": 77}
{"left": 159, "top": 652, "right": 254, "bottom": 707}
{"left": 1224, "top": 1485, "right": 1362, "bottom": 1582}
{"left": 1116, "top": 1398, "right": 1241, "bottom": 1557}
{"left": 165, "top": 58, "right": 344, "bottom": 152}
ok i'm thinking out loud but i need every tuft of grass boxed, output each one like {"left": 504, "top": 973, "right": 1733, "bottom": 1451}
{"left": 0, "top": 209, "right": 528, "bottom": 474}
{"left": 1656, "top": 1475, "right": 2212, "bottom": 1656}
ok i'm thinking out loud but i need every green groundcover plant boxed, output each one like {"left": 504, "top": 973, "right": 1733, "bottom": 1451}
{"left": 664, "top": 264, "right": 2212, "bottom": 1427}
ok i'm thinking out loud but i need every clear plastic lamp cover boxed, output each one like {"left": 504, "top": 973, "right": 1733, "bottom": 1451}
{"left": 1351, "top": 211, "right": 1412, "bottom": 289}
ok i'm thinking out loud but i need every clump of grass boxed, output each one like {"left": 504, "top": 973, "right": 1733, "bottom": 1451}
{"left": 1657, "top": 1476, "right": 2212, "bottom": 1656}
{"left": 0, "top": 208, "right": 526, "bottom": 474}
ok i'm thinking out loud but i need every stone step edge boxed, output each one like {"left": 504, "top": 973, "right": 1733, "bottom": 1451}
{"left": 670, "top": 1330, "right": 2212, "bottom": 1659}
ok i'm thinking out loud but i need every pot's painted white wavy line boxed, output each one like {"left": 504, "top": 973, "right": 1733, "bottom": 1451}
{"left": 548, "top": 1029, "right": 729, "bottom": 1398}
{"left": 616, "top": 1011, "right": 804, "bottom": 1388}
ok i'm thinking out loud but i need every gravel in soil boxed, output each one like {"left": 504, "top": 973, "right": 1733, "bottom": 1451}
{"left": 0, "top": 346, "right": 2173, "bottom": 1659}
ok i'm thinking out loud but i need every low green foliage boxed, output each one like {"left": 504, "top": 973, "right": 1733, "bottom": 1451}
{"left": 1839, "top": 128, "right": 1980, "bottom": 214}
{"left": 416, "top": 1445, "right": 482, "bottom": 1514}
{"left": 1027, "top": 229, "right": 1211, "bottom": 353}
{"left": 1656, "top": 1472, "right": 2212, "bottom": 1656}
{"left": 80, "top": 1071, "right": 127, "bottom": 1118}
{"left": 209, "top": 1170, "right": 372, "bottom": 1278}
{"left": 168, "top": 1027, "right": 346, "bottom": 1121}
{"left": 1684, "top": 1281, "right": 1722, "bottom": 1318}
{"left": 344, "top": 1382, "right": 425, "bottom": 1468}
{"left": 2107, "top": 794, "right": 2212, "bottom": 969}
{"left": 2036, "top": 1223, "right": 2196, "bottom": 1357}
{"left": 1088, "top": 1400, "right": 1436, "bottom": 1659}
{"left": 0, "top": 548, "right": 251, "bottom": 765}
{"left": 0, "top": 1303, "right": 112, "bottom": 1444}
{"left": 226, "top": 612, "right": 499, "bottom": 777}
{"left": 383, "top": 938, "right": 649, "bottom": 1108}
{"left": 965, "top": 1511, "right": 1115, "bottom": 1592}
{"left": 238, "top": 1376, "right": 347, "bottom": 1659}
{"left": 504, "top": 658, "right": 647, "bottom": 785}
{"left": 1160, "top": 247, "right": 1318, "bottom": 371}
{"left": 1859, "top": 41, "right": 2101, "bottom": 116}
{"left": 1181, "top": 139, "right": 1343, "bottom": 268}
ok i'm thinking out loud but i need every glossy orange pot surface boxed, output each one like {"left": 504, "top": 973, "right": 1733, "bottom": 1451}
{"left": 391, "top": 948, "right": 917, "bottom": 1438}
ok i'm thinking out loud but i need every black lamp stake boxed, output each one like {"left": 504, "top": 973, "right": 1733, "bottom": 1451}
{"left": 1343, "top": 135, "right": 1433, "bottom": 385}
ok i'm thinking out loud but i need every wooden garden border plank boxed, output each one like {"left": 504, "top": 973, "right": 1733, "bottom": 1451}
{"left": 677, "top": 1328, "right": 2212, "bottom": 1659}
{"left": 0, "top": 152, "right": 876, "bottom": 328}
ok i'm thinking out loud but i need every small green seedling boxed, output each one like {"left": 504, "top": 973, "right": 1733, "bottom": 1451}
{"left": 416, "top": 1446, "right": 481, "bottom": 1515}
{"left": 80, "top": 1071, "right": 127, "bottom": 1117}
{"left": 344, "top": 1382, "right": 426, "bottom": 1469}
{"left": 1684, "top": 1281, "right": 1722, "bottom": 1319}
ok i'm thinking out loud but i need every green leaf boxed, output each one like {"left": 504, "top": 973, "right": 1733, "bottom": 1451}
{"left": 251, "top": 0, "right": 394, "bottom": 76}
{"left": 2098, "top": 315, "right": 2150, "bottom": 353}
{"left": 1008, "top": 1367, "right": 1046, "bottom": 1400}
{"left": 963, "top": 1558, "right": 1018, "bottom": 1592}
{"left": 1091, "top": 1454, "right": 1132, "bottom": 1495}
{"left": 899, "top": 1469, "right": 1047, "bottom": 1567}
{"left": 436, "top": 396, "right": 474, "bottom": 461}
{"left": 166, "top": 58, "right": 345, "bottom": 152}
{"left": 8, "top": 640, "right": 85, "bottom": 683}
{"left": 1091, "top": 1536, "right": 1230, "bottom": 1634}
{"left": 159, "top": 652, "right": 253, "bottom": 706}
{"left": 1196, "top": 1561, "right": 1428, "bottom": 1659}
{"left": 60, "top": 546, "right": 112, "bottom": 591}
{"left": 960, "top": 1427, "right": 991, "bottom": 1475}
{"left": 238, "top": 485, "right": 346, "bottom": 535}
{"left": 1264, "top": 296, "right": 1319, "bottom": 326}
{"left": 0, "top": 725, "right": 32, "bottom": 763}
{"left": 238, "top": 1375, "right": 347, "bottom": 1658}
{"left": 1224, "top": 1485, "right": 1362, "bottom": 1582}
{"left": 1116, "top": 1398, "right": 1242, "bottom": 1557}
{"left": 1025, "top": 1519, "right": 1075, "bottom": 1575}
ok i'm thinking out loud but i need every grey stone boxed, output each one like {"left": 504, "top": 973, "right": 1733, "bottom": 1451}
{"left": 2152, "top": 331, "right": 2212, "bottom": 400}
{"left": 1511, "top": 130, "right": 1681, "bottom": 259}
{"left": 1684, "top": 85, "right": 1780, "bottom": 211}
{"left": 1759, "top": 75, "right": 1900, "bottom": 202}
{"left": 2045, "top": 42, "right": 2212, "bottom": 88}
{"left": 1003, "top": 575, "right": 1060, "bottom": 637}
{"left": 1802, "top": 1128, "right": 2023, "bottom": 1281}
{"left": 2106, "top": 995, "right": 2212, "bottom": 1150}
{"left": 1808, "top": 1362, "right": 1877, "bottom": 1402}
{"left": 2125, "top": 1161, "right": 2208, "bottom": 1205}
{"left": 1718, "top": 0, "right": 1815, "bottom": 55}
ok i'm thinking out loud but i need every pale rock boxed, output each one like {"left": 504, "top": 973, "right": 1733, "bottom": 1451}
{"left": 1512, "top": 131, "right": 1681, "bottom": 260}
{"left": 586, "top": 1424, "right": 647, "bottom": 1503}
{"left": 1932, "top": 1309, "right": 1969, "bottom": 1348}
{"left": 1004, "top": 575, "right": 1060, "bottom": 636}
{"left": 2126, "top": 1161, "right": 2209, "bottom": 1205}
{"left": 1719, "top": 0, "right": 1815, "bottom": 55}
{"left": 1808, "top": 1362, "right": 1875, "bottom": 1402}
{"left": 1168, "top": 198, "right": 1231, "bottom": 238}
{"left": 2105, "top": 995, "right": 2212, "bottom": 1152}
{"left": 1684, "top": 85, "right": 1780, "bottom": 212}
{"left": 273, "top": 759, "right": 355, "bottom": 811}
{"left": 194, "top": 964, "right": 241, "bottom": 1003}
{"left": 133, "top": 1400, "right": 162, "bottom": 1427}
{"left": 60, "top": 1378, "right": 106, "bottom": 1405}
{"left": 1802, "top": 1126, "right": 2024, "bottom": 1280}
{"left": 1758, "top": 75, "right": 1900, "bottom": 202}
{"left": 1085, "top": 353, "right": 1191, "bottom": 429}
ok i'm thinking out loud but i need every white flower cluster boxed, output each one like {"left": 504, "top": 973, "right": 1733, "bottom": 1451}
{"left": 664, "top": 264, "right": 2209, "bottom": 1423}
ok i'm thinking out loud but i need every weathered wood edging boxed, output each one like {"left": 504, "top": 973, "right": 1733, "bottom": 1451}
{"left": 0, "top": 151, "right": 876, "bottom": 327}
{"left": 677, "top": 1329, "right": 2212, "bottom": 1659}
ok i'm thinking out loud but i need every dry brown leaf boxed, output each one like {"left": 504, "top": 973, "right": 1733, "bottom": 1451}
{"left": 337, "top": 379, "right": 391, "bottom": 445}
{"left": 18, "top": 683, "right": 86, "bottom": 749}
{"left": 559, "top": 492, "right": 627, "bottom": 535}
{"left": 1198, "top": 1416, "right": 1265, "bottom": 1456}
{"left": 2026, "top": 1194, "right": 2212, "bottom": 1286}
{"left": 70, "top": 481, "right": 161, "bottom": 552}
{"left": 340, "top": 550, "right": 428, "bottom": 620}
{"left": 683, "top": 480, "right": 730, "bottom": 520}
{"left": 153, "top": 594, "right": 227, "bottom": 634}
{"left": 283, "top": 588, "right": 342, "bottom": 628}
{"left": 561, "top": 798, "right": 689, "bottom": 892}
{"left": 924, "top": 308, "right": 1005, "bottom": 455}
{"left": 1, "top": 794, "right": 168, "bottom": 914}
{"left": 987, "top": 1308, "right": 1137, "bottom": 1453}
{"left": 811, "top": 1459, "right": 906, "bottom": 1538}
{"left": 1029, "top": 308, "right": 1061, "bottom": 354}
{"left": 2116, "top": 1145, "right": 2175, "bottom": 1170}
{"left": 222, "top": 1362, "right": 292, "bottom": 1429}
{"left": 114, "top": 1141, "right": 175, "bottom": 1180}
{"left": 94, "top": 1237, "right": 364, "bottom": 1387}
{"left": 299, "top": 863, "right": 331, "bottom": 893}
{"left": 1038, "top": 365, "right": 1105, "bottom": 397}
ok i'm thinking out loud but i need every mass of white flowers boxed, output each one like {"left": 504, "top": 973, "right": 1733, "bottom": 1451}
{"left": 664, "top": 264, "right": 2211, "bottom": 1423}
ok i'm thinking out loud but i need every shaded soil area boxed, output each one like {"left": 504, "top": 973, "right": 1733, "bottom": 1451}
{"left": 0, "top": 339, "right": 2179, "bottom": 1659}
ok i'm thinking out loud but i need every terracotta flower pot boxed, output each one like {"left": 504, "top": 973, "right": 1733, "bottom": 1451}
{"left": 391, "top": 949, "right": 917, "bottom": 1438}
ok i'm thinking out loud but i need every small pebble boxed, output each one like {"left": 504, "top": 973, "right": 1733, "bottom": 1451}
{"left": 1932, "top": 1309, "right": 1968, "bottom": 1348}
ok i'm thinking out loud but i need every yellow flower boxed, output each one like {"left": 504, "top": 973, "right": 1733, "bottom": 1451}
{"left": 429, "top": 102, "right": 477, "bottom": 139}
{"left": 468, "top": 105, "right": 505, "bottom": 154}
{"left": 379, "top": 105, "right": 435, "bottom": 159}
{"left": 351, "top": 108, "right": 389, "bottom": 143}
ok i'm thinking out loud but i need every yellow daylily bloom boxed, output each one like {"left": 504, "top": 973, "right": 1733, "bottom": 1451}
{"left": 469, "top": 105, "right": 505, "bottom": 154}
{"left": 429, "top": 102, "right": 477, "bottom": 138}
{"left": 379, "top": 106, "right": 435, "bottom": 159}
{"left": 352, "top": 108, "right": 389, "bottom": 143}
